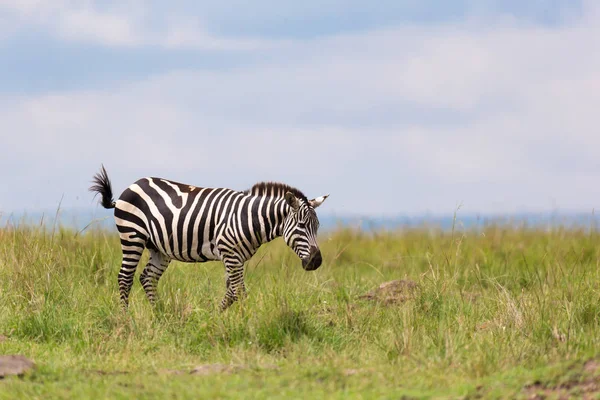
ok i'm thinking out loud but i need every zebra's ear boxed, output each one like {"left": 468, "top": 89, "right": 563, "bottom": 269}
{"left": 309, "top": 194, "right": 329, "bottom": 209}
{"left": 285, "top": 192, "right": 300, "bottom": 211}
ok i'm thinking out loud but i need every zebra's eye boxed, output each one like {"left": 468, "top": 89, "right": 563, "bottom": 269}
{"left": 297, "top": 222, "right": 306, "bottom": 229}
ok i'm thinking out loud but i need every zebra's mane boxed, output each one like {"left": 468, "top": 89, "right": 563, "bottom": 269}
{"left": 245, "top": 181, "right": 308, "bottom": 201}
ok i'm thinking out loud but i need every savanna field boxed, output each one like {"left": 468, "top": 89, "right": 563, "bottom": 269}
{"left": 2, "top": 222, "right": 600, "bottom": 399}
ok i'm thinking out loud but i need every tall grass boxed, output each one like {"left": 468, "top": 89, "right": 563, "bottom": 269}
{"left": 1, "top": 223, "right": 600, "bottom": 398}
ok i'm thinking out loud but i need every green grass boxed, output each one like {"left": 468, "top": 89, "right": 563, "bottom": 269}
{"left": 1, "top": 223, "right": 600, "bottom": 399}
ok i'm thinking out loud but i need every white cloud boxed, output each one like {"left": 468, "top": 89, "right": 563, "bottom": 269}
{"left": 1, "top": 3, "right": 600, "bottom": 215}
{"left": 56, "top": 8, "right": 140, "bottom": 46}
{"left": 0, "top": 0, "right": 282, "bottom": 49}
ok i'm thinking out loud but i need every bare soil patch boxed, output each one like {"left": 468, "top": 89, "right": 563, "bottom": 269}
{"left": 190, "top": 364, "right": 244, "bottom": 375}
{"left": 342, "top": 368, "right": 374, "bottom": 376}
{"left": 359, "top": 280, "right": 418, "bottom": 305}
{"left": 0, "top": 355, "right": 35, "bottom": 378}
{"left": 523, "top": 360, "right": 600, "bottom": 400}
{"left": 90, "top": 369, "right": 130, "bottom": 376}
{"left": 160, "top": 364, "right": 278, "bottom": 376}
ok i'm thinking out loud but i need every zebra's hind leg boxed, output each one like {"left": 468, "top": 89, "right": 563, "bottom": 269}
{"left": 118, "top": 242, "right": 145, "bottom": 309}
{"left": 220, "top": 262, "right": 246, "bottom": 311}
{"left": 139, "top": 249, "right": 171, "bottom": 305}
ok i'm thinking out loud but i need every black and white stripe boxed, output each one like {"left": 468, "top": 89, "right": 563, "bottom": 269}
{"left": 90, "top": 165, "right": 328, "bottom": 310}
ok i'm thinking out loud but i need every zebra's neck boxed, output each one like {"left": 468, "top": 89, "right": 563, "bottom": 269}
{"left": 257, "top": 196, "right": 290, "bottom": 244}
{"left": 262, "top": 197, "right": 290, "bottom": 242}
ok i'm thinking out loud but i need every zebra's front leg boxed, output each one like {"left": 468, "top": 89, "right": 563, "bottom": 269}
{"left": 220, "top": 262, "right": 246, "bottom": 311}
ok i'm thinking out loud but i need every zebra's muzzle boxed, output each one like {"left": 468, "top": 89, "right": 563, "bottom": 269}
{"left": 302, "top": 247, "right": 322, "bottom": 271}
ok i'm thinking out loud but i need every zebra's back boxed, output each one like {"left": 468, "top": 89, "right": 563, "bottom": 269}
{"left": 114, "top": 177, "right": 243, "bottom": 262}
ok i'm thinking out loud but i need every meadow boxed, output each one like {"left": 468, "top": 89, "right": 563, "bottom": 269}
{"left": 1, "top": 219, "right": 600, "bottom": 399}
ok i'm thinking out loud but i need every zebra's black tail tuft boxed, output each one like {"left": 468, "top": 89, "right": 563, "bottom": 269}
{"left": 90, "top": 164, "right": 116, "bottom": 209}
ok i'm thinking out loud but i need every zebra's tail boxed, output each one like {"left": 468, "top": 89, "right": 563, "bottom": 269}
{"left": 90, "top": 164, "right": 116, "bottom": 209}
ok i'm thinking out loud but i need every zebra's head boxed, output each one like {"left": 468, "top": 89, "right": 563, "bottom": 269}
{"left": 282, "top": 191, "right": 329, "bottom": 271}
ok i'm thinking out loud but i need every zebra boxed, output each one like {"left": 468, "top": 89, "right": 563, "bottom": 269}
{"left": 89, "top": 165, "right": 329, "bottom": 310}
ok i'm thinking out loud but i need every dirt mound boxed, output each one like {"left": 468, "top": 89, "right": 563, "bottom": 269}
{"left": 359, "top": 280, "right": 418, "bottom": 305}
{"left": 0, "top": 355, "right": 35, "bottom": 378}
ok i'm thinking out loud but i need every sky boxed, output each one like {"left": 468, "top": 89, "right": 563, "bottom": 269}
{"left": 0, "top": 0, "right": 599, "bottom": 217}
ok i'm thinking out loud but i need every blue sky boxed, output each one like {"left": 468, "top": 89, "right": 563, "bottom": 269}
{"left": 0, "top": 0, "right": 598, "bottom": 216}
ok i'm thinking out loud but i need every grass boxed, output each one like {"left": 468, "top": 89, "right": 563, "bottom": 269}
{"left": 1, "top": 221, "right": 600, "bottom": 399}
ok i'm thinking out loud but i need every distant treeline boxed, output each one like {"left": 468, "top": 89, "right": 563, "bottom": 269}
{"left": 1, "top": 209, "right": 598, "bottom": 232}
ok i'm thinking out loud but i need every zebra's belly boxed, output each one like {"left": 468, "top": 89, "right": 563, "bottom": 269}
{"left": 148, "top": 236, "right": 221, "bottom": 263}
{"left": 175, "top": 246, "right": 220, "bottom": 263}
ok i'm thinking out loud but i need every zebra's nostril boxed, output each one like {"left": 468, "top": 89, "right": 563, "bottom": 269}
{"left": 312, "top": 252, "right": 322, "bottom": 266}
{"left": 314, "top": 249, "right": 322, "bottom": 262}
{"left": 302, "top": 247, "right": 322, "bottom": 270}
